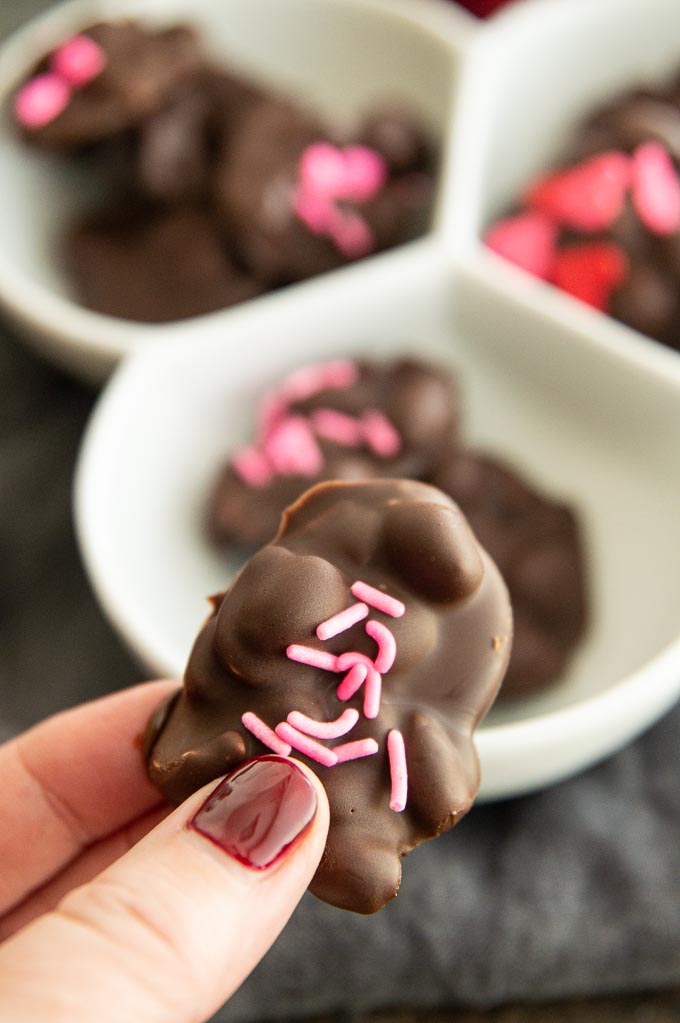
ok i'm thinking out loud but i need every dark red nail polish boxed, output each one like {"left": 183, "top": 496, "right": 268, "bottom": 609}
{"left": 189, "top": 756, "right": 317, "bottom": 869}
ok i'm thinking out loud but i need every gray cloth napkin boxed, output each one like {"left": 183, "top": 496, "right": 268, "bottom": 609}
{"left": 1, "top": 328, "right": 679, "bottom": 1021}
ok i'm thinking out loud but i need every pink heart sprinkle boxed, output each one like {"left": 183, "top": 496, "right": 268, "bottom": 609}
{"left": 299, "top": 142, "right": 349, "bottom": 195}
{"left": 340, "top": 146, "right": 388, "bottom": 199}
{"left": 51, "top": 34, "right": 107, "bottom": 88}
{"left": 526, "top": 151, "right": 631, "bottom": 232}
{"left": 293, "top": 188, "right": 334, "bottom": 234}
{"left": 484, "top": 211, "right": 558, "bottom": 280}
{"left": 263, "top": 415, "right": 323, "bottom": 477}
{"left": 551, "top": 242, "right": 629, "bottom": 312}
{"left": 631, "top": 142, "right": 680, "bottom": 236}
{"left": 14, "top": 73, "right": 70, "bottom": 129}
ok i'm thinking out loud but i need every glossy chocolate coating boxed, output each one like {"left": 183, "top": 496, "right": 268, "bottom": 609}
{"left": 146, "top": 479, "right": 512, "bottom": 914}
{"left": 209, "top": 357, "right": 461, "bottom": 549}
{"left": 18, "top": 22, "right": 206, "bottom": 150}
{"left": 67, "top": 205, "right": 262, "bottom": 323}
{"left": 431, "top": 451, "right": 587, "bottom": 699}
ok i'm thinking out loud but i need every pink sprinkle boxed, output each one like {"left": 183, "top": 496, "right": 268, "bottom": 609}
{"left": 632, "top": 143, "right": 680, "bottom": 235}
{"left": 299, "top": 142, "right": 348, "bottom": 195}
{"left": 287, "top": 707, "right": 359, "bottom": 739}
{"left": 350, "top": 581, "right": 405, "bottom": 618}
{"left": 525, "top": 151, "right": 631, "bottom": 232}
{"left": 330, "top": 210, "right": 375, "bottom": 259}
{"left": 319, "top": 359, "right": 359, "bottom": 391}
{"left": 387, "top": 729, "right": 408, "bottom": 812}
{"left": 336, "top": 652, "right": 382, "bottom": 717}
{"left": 341, "top": 146, "right": 388, "bottom": 199}
{"left": 365, "top": 619, "right": 397, "bottom": 673}
{"left": 275, "top": 722, "right": 338, "bottom": 767}
{"left": 316, "top": 601, "right": 369, "bottom": 641}
{"left": 242, "top": 712, "right": 292, "bottom": 756}
{"left": 14, "top": 73, "right": 70, "bottom": 129}
{"left": 363, "top": 670, "right": 382, "bottom": 719}
{"left": 51, "top": 34, "right": 107, "bottom": 88}
{"left": 310, "top": 408, "right": 364, "bottom": 448}
{"left": 336, "top": 661, "right": 368, "bottom": 701}
{"left": 484, "top": 211, "right": 558, "bottom": 280}
{"left": 294, "top": 188, "right": 334, "bottom": 234}
{"left": 264, "top": 415, "right": 323, "bottom": 477}
{"left": 286, "top": 645, "right": 340, "bottom": 672}
{"left": 333, "top": 738, "right": 380, "bottom": 763}
{"left": 232, "top": 446, "right": 273, "bottom": 488}
{"left": 361, "top": 411, "right": 401, "bottom": 458}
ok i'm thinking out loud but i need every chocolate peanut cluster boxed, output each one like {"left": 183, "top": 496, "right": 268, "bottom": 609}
{"left": 146, "top": 479, "right": 513, "bottom": 913}
{"left": 13, "top": 20, "right": 436, "bottom": 322}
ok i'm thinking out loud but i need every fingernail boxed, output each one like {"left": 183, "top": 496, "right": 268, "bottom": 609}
{"left": 189, "top": 756, "right": 317, "bottom": 869}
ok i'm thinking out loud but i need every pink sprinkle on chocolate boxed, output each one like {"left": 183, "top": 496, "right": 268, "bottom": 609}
{"left": 526, "top": 151, "right": 631, "bottom": 232}
{"left": 350, "top": 581, "right": 405, "bottom": 618}
{"left": 14, "top": 73, "right": 70, "bottom": 129}
{"left": 275, "top": 722, "right": 338, "bottom": 767}
{"left": 232, "top": 446, "right": 273, "bottom": 488}
{"left": 484, "top": 211, "right": 558, "bottom": 280}
{"left": 333, "top": 738, "right": 380, "bottom": 763}
{"left": 287, "top": 645, "right": 340, "bottom": 672}
{"left": 632, "top": 143, "right": 680, "bottom": 235}
{"left": 287, "top": 707, "right": 359, "bottom": 739}
{"left": 340, "top": 145, "right": 388, "bottom": 199}
{"left": 361, "top": 411, "right": 401, "bottom": 458}
{"left": 242, "top": 711, "right": 292, "bottom": 756}
{"left": 330, "top": 209, "right": 375, "bottom": 259}
{"left": 336, "top": 661, "right": 368, "bottom": 701}
{"left": 294, "top": 188, "right": 333, "bottom": 234}
{"left": 365, "top": 619, "right": 397, "bottom": 673}
{"left": 316, "top": 601, "right": 369, "bottom": 640}
{"left": 51, "top": 34, "right": 107, "bottom": 88}
{"left": 264, "top": 415, "right": 323, "bottom": 477}
{"left": 363, "top": 670, "right": 382, "bottom": 719}
{"left": 551, "top": 242, "right": 629, "bottom": 312}
{"left": 387, "top": 729, "right": 408, "bottom": 812}
{"left": 320, "top": 360, "right": 359, "bottom": 391}
{"left": 311, "top": 408, "right": 364, "bottom": 448}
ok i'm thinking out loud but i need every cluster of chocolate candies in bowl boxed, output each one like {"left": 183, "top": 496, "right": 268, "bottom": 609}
{"left": 485, "top": 73, "right": 680, "bottom": 352}
{"left": 207, "top": 356, "right": 588, "bottom": 700}
{"left": 11, "top": 20, "right": 436, "bottom": 324}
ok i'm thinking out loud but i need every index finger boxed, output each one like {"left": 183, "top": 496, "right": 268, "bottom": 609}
{"left": 0, "top": 679, "right": 178, "bottom": 917}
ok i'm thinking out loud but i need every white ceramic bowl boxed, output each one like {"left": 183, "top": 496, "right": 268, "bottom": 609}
{"left": 75, "top": 244, "right": 680, "bottom": 800}
{"left": 446, "top": 0, "right": 680, "bottom": 380}
{"left": 0, "top": 0, "right": 471, "bottom": 382}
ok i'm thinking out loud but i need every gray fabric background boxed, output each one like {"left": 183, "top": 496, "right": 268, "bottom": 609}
{"left": 1, "top": 1, "right": 679, "bottom": 1018}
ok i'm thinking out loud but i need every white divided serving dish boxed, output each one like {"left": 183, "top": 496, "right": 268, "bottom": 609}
{"left": 75, "top": 244, "right": 680, "bottom": 800}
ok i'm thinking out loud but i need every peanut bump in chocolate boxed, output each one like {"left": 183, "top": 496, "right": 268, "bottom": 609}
{"left": 146, "top": 478, "right": 512, "bottom": 914}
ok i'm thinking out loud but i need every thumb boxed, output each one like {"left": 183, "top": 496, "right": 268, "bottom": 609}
{"left": 0, "top": 756, "right": 329, "bottom": 1023}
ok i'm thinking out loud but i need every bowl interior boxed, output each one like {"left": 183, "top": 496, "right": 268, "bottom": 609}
{"left": 446, "top": 0, "right": 680, "bottom": 246}
{"left": 0, "top": 0, "right": 457, "bottom": 308}
{"left": 76, "top": 247, "right": 680, "bottom": 740}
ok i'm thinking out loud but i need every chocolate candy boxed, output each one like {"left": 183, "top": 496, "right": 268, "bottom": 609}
{"left": 212, "top": 99, "right": 434, "bottom": 284}
{"left": 14, "top": 21, "right": 206, "bottom": 149}
{"left": 12, "top": 19, "right": 437, "bottom": 322}
{"left": 209, "top": 357, "right": 461, "bottom": 549}
{"left": 67, "top": 206, "right": 262, "bottom": 323}
{"left": 485, "top": 74, "right": 680, "bottom": 352}
{"left": 146, "top": 478, "right": 512, "bottom": 914}
{"left": 431, "top": 451, "right": 587, "bottom": 698}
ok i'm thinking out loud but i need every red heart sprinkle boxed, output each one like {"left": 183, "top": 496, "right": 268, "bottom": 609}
{"left": 631, "top": 142, "right": 680, "bottom": 235}
{"left": 551, "top": 243, "right": 629, "bottom": 312}
{"left": 484, "top": 212, "right": 557, "bottom": 279}
{"left": 526, "top": 152, "right": 631, "bottom": 232}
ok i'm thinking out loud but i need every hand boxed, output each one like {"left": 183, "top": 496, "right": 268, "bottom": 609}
{"left": 0, "top": 681, "right": 329, "bottom": 1023}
